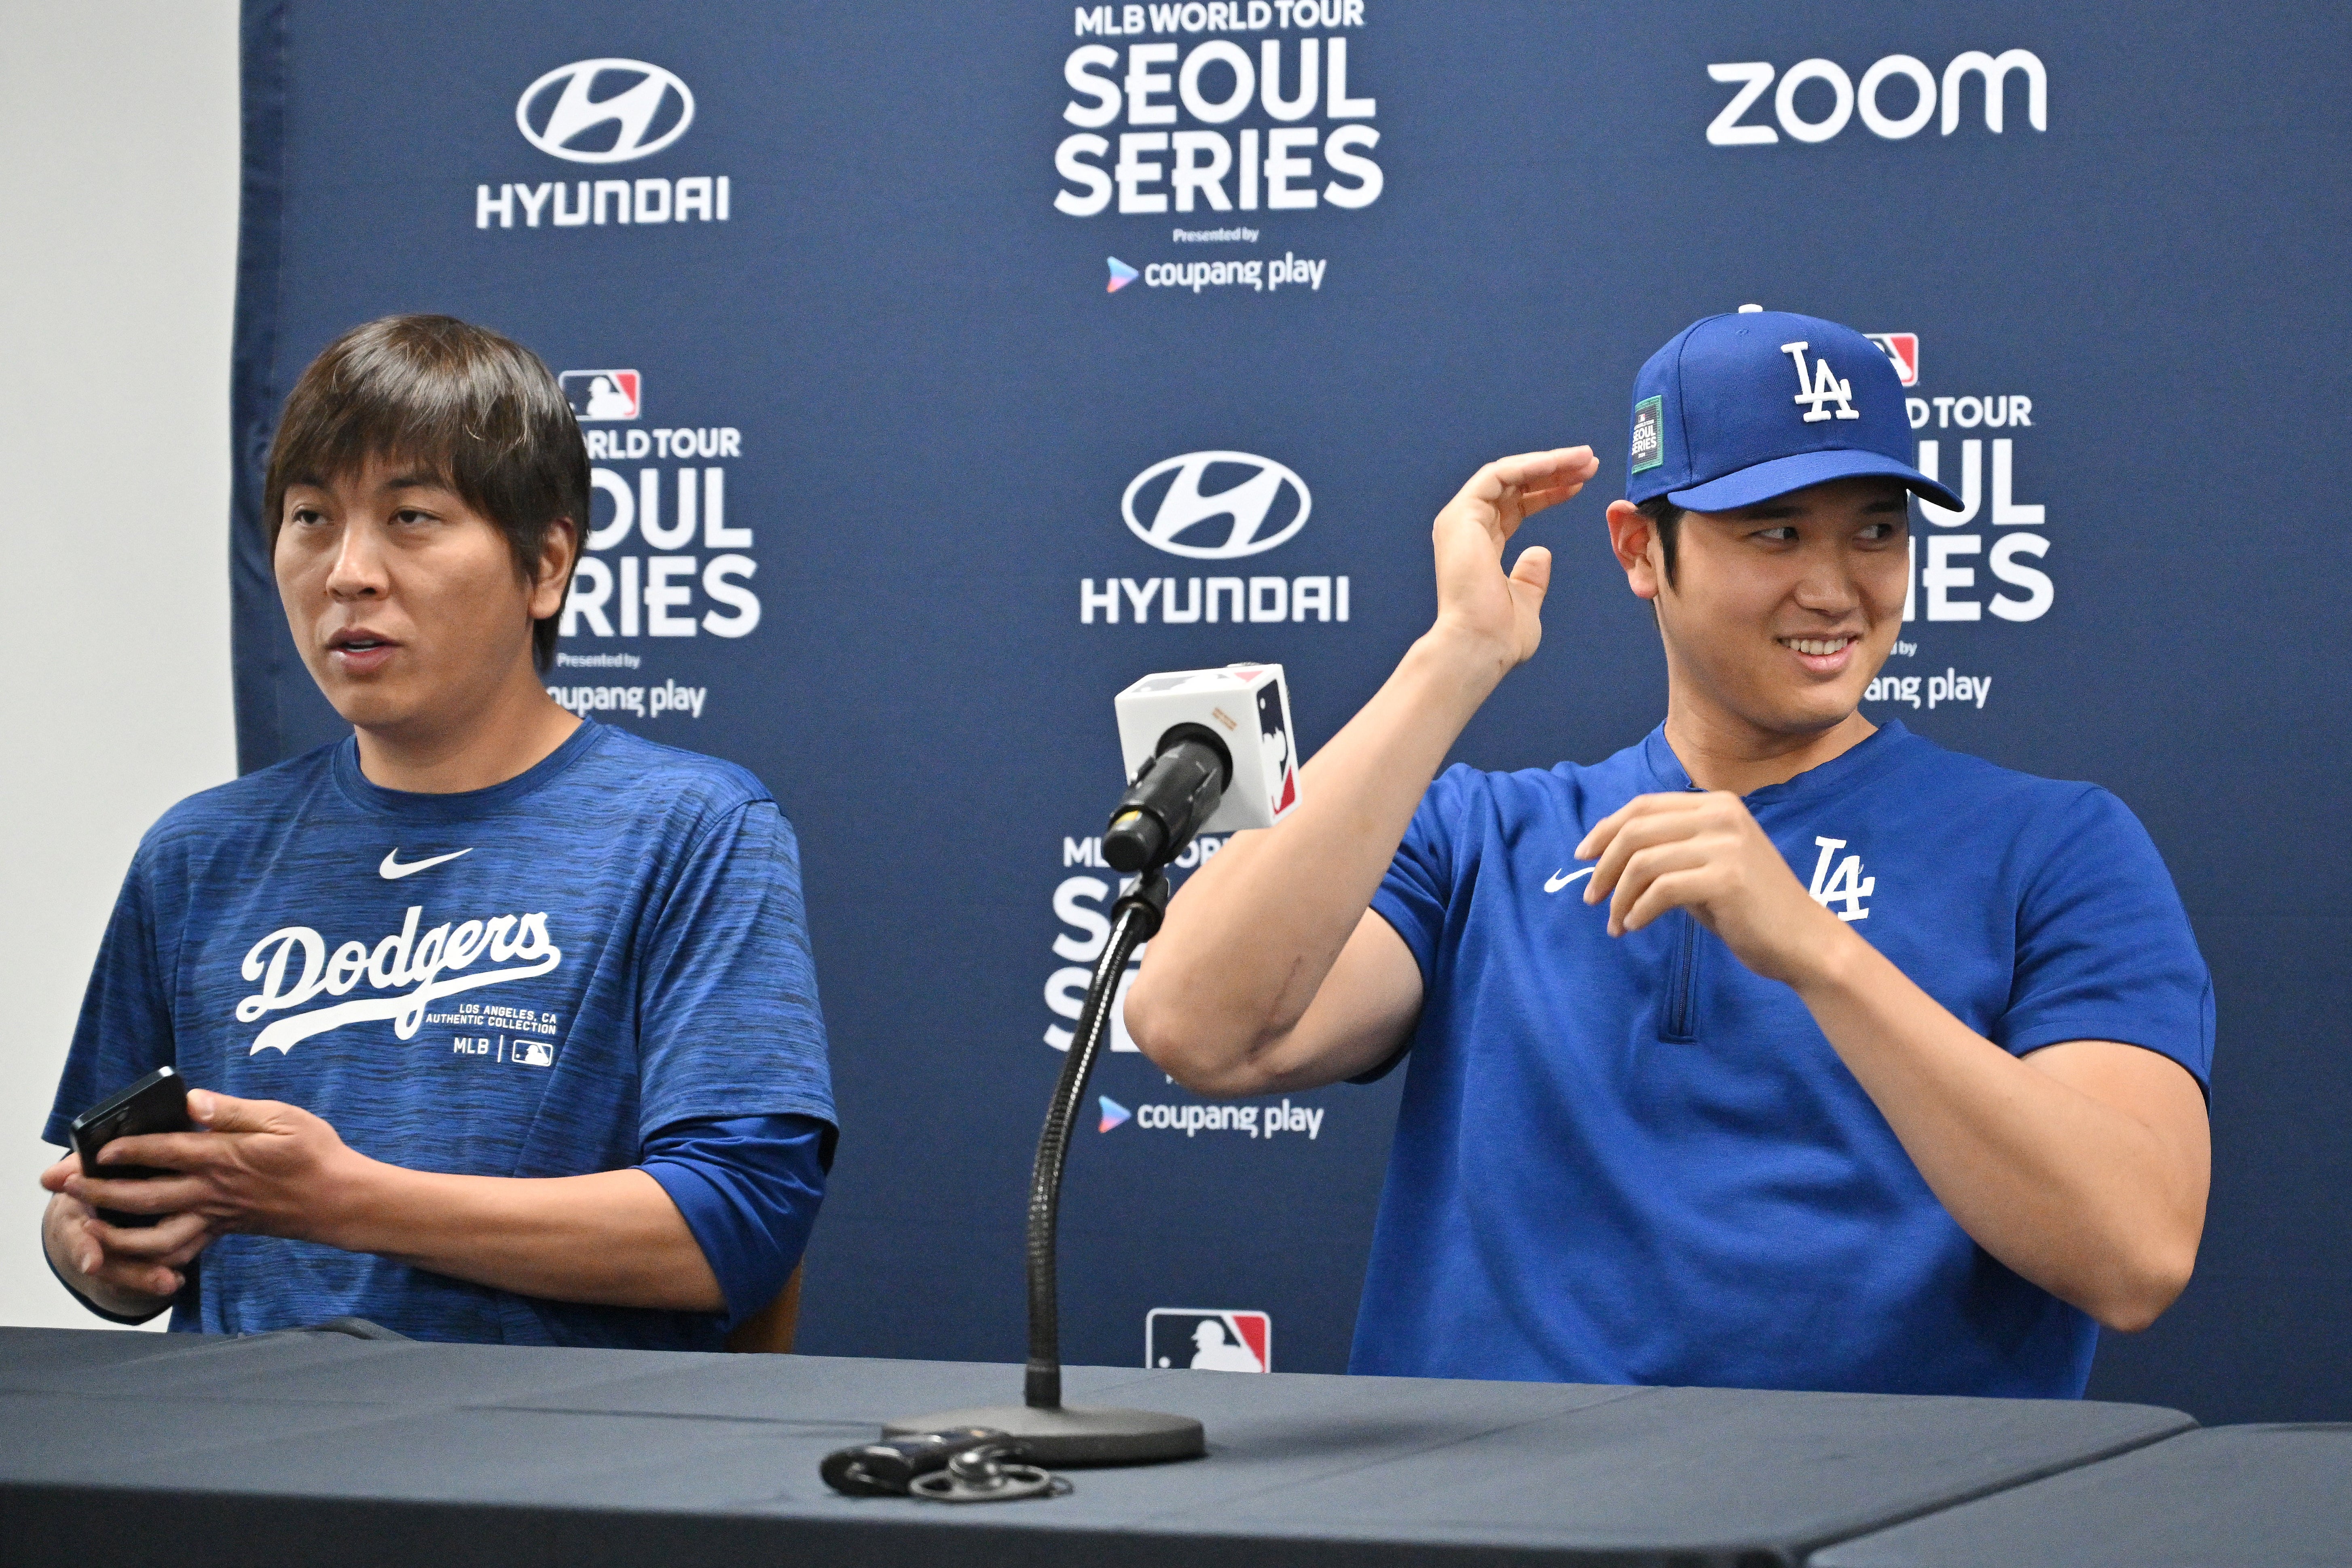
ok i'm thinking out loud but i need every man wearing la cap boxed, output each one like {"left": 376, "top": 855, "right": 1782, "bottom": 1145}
{"left": 1127, "top": 308, "right": 2213, "bottom": 1397}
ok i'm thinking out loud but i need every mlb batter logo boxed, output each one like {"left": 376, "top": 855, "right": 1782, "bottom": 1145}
{"left": 1255, "top": 681, "right": 1297, "bottom": 817}
{"left": 559, "top": 368, "right": 641, "bottom": 421}
{"left": 1865, "top": 333, "right": 1920, "bottom": 387}
{"left": 1147, "top": 1308, "right": 1270, "bottom": 1373}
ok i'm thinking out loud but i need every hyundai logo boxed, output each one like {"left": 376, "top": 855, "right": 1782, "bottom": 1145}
{"left": 1122, "top": 452, "right": 1311, "bottom": 560}
{"left": 516, "top": 59, "right": 694, "bottom": 164}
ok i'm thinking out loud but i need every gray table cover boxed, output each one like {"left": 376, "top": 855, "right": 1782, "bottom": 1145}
{"left": 0, "top": 1327, "right": 2193, "bottom": 1567}
{"left": 1815, "top": 1423, "right": 2352, "bottom": 1568}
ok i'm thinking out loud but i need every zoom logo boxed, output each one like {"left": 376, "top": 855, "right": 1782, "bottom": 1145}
{"left": 517, "top": 59, "right": 694, "bottom": 163}
{"left": 1707, "top": 51, "right": 2045, "bottom": 146}
{"left": 1123, "top": 452, "right": 1309, "bottom": 560}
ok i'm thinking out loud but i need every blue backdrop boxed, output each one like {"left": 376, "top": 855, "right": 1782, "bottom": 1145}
{"left": 229, "top": 1, "right": 2350, "bottom": 1422}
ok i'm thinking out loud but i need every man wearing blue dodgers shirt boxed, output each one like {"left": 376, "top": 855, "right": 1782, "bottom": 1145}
{"left": 1128, "top": 308, "right": 2213, "bottom": 1396}
{"left": 39, "top": 315, "right": 834, "bottom": 1349}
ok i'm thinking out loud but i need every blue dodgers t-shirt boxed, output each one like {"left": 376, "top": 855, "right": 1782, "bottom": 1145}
{"left": 1360, "top": 720, "right": 2213, "bottom": 1397}
{"left": 44, "top": 720, "right": 835, "bottom": 1350}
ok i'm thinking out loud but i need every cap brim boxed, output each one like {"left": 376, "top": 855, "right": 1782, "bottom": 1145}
{"left": 1668, "top": 449, "right": 1961, "bottom": 514}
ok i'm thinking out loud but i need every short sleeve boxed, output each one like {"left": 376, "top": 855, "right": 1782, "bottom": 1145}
{"left": 632, "top": 801, "right": 836, "bottom": 1138}
{"left": 1368, "top": 765, "right": 1477, "bottom": 988}
{"left": 641, "top": 1112, "right": 831, "bottom": 1328}
{"left": 1998, "top": 787, "right": 2214, "bottom": 1092}
{"left": 1355, "top": 767, "right": 1480, "bottom": 1085}
{"left": 43, "top": 856, "right": 177, "bottom": 1148}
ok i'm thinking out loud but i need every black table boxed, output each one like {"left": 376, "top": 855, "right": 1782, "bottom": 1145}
{"left": 0, "top": 1327, "right": 2191, "bottom": 1567}
{"left": 1815, "top": 1422, "right": 2352, "bottom": 1568}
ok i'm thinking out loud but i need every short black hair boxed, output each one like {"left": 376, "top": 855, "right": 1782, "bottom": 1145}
{"left": 264, "top": 314, "right": 588, "bottom": 671}
{"left": 1637, "top": 494, "right": 1685, "bottom": 588}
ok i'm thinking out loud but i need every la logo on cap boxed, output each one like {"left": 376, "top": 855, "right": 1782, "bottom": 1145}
{"left": 1781, "top": 342, "right": 1861, "bottom": 423}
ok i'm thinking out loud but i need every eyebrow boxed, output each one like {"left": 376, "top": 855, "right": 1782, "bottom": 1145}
{"left": 282, "top": 470, "right": 454, "bottom": 498}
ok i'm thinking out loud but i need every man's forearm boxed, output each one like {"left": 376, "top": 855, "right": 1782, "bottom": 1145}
{"left": 1131, "top": 628, "right": 1503, "bottom": 1071}
{"left": 315, "top": 1161, "right": 724, "bottom": 1313}
{"left": 1795, "top": 932, "right": 2206, "bottom": 1331}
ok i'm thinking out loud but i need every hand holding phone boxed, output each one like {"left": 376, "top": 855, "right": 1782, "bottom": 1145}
{"left": 68, "top": 1067, "right": 194, "bottom": 1228}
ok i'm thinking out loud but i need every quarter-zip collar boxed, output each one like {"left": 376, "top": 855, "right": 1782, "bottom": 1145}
{"left": 1637, "top": 719, "right": 1911, "bottom": 808}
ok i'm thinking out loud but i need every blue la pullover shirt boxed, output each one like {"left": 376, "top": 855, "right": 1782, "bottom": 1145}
{"left": 1358, "top": 720, "right": 2212, "bottom": 1397}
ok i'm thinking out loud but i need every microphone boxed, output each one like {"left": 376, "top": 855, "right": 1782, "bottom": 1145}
{"left": 1102, "top": 728, "right": 1228, "bottom": 874}
{"left": 1104, "top": 665, "right": 1300, "bottom": 874}
{"left": 882, "top": 662, "right": 1301, "bottom": 1468}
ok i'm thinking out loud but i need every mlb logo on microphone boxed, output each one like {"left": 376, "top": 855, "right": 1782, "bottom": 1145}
{"left": 1865, "top": 333, "right": 1920, "bottom": 387}
{"left": 560, "top": 369, "right": 641, "bottom": 421}
{"left": 1147, "top": 1308, "right": 1271, "bottom": 1373}
{"left": 1113, "top": 664, "right": 1299, "bottom": 832}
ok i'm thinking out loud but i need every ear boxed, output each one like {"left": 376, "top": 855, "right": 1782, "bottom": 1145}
{"left": 529, "top": 518, "right": 582, "bottom": 620}
{"left": 1605, "top": 500, "right": 1662, "bottom": 603}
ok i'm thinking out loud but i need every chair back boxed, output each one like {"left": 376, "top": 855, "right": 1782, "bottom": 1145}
{"left": 724, "top": 1261, "right": 804, "bottom": 1353}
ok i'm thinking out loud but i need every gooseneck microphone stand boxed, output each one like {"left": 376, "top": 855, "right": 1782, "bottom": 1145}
{"left": 1024, "top": 873, "right": 1165, "bottom": 1412}
{"left": 886, "top": 734, "right": 1231, "bottom": 1466}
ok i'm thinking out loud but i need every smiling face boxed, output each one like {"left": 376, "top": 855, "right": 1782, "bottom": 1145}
{"left": 275, "top": 454, "right": 574, "bottom": 741}
{"left": 1610, "top": 476, "right": 1910, "bottom": 745}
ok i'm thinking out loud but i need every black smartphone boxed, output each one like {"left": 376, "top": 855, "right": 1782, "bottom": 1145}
{"left": 68, "top": 1066, "right": 193, "bottom": 1228}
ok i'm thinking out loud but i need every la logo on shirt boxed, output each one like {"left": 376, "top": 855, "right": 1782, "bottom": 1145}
{"left": 1807, "top": 836, "right": 1875, "bottom": 921}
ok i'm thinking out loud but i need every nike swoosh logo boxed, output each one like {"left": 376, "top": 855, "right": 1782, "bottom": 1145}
{"left": 379, "top": 847, "right": 472, "bottom": 880}
{"left": 1545, "top": 868, "right": 1595, "bottom": 893}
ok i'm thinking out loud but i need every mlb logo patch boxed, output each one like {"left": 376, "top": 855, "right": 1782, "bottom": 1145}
{"left": 560, "top": 369, "right": 641, "bottom": 421}
{"left": 1865, "top": 333, "right": 1920, "bottom": 387}
{"left": 1146, "top": 1308, "right": 1271, "bottom": 1373}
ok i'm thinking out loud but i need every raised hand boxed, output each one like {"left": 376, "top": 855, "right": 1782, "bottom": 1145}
{"left": 1429, "top": 446, "right": 1599, "bottom": 669}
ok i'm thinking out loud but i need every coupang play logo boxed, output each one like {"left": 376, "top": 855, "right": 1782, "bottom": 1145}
{"left": 475, "top": 58, "right": 733, "bottom": 232}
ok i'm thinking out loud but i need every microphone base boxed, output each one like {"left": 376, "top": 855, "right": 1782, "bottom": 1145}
{"left": 883, "top": 1403, "right": 1204, "bottom": 1467}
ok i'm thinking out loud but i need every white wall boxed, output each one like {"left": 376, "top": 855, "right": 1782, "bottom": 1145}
{"left": 0, "top": 0, "right": 241, "bottom": 1328}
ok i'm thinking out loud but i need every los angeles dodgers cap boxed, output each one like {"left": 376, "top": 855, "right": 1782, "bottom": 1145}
{"left": 1625, "top": 306, "right": 1961, "bottom": 513}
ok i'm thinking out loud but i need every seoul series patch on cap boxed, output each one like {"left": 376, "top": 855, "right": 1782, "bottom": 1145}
{"left": 1625, "top": 307, "right": 1961, "bottom": 513}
